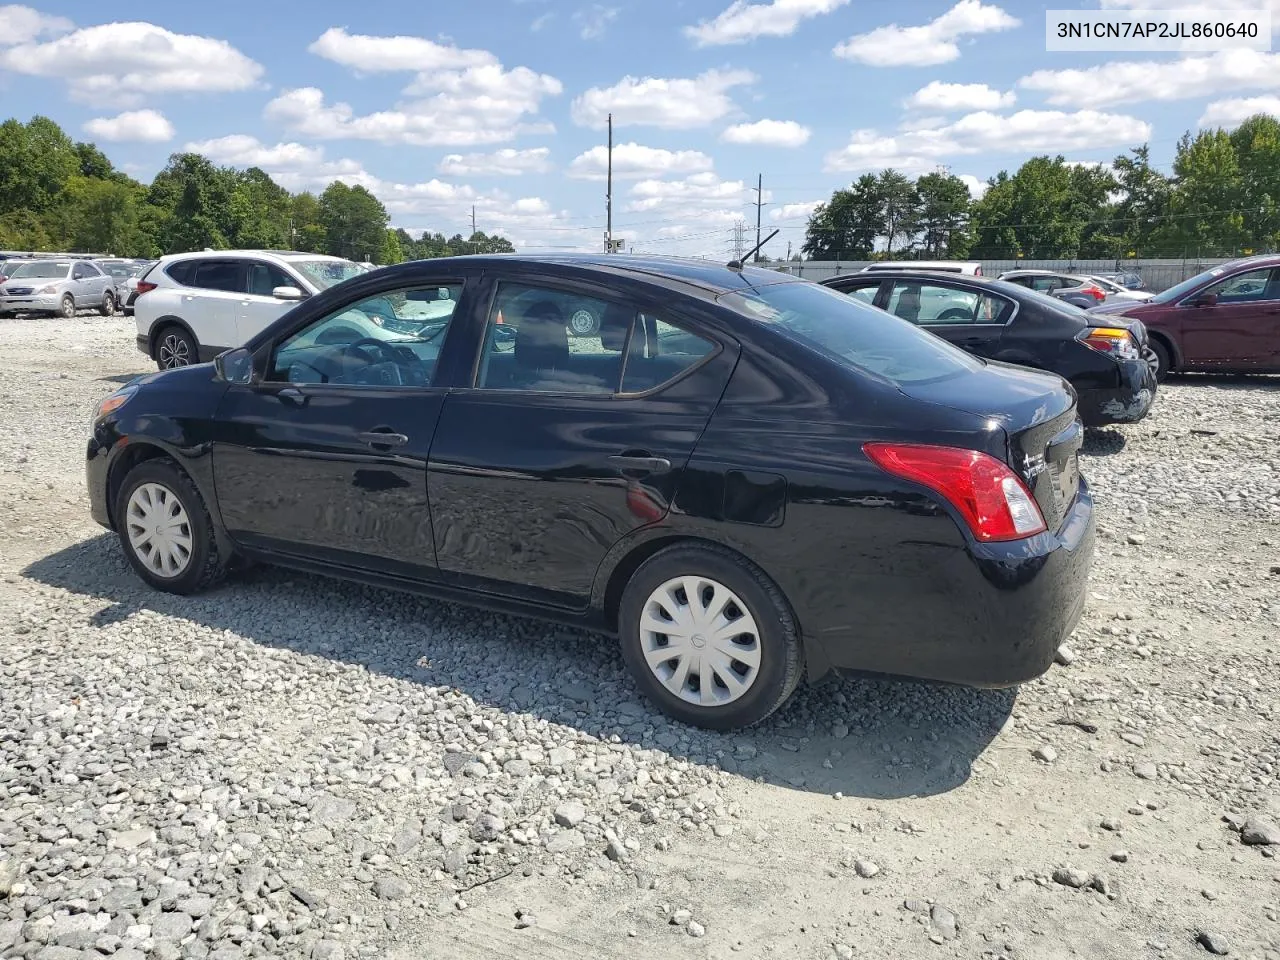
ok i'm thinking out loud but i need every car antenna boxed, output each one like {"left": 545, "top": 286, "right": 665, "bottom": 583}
{"left": 728, "top": 229, "right": 779, "bottom": 270}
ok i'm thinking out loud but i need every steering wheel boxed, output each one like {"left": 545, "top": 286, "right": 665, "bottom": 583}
{"left": 936, "top": 308, "right": 973, "bottom": 321}
{"left": 344, "top": 337, "right": 401, "bottom": 365}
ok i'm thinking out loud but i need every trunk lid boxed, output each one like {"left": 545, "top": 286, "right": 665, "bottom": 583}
{"left": 898, "top": 359, "right": 1083, "bottom": 532}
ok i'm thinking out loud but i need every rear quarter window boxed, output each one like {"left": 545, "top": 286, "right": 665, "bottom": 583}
{"left": 164, "top": 260, "right": 195, "bottom": 285}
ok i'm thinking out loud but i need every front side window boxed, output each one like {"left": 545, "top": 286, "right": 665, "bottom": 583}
{"left": 191, "top": 261, "right": 245, "bottom": 293}
{"left": 72, "top": 263, "right": 92, "bottom": 280}
{"left": 1203, "top": 267, "right": 1276, "bottom": 303}
{"left": 247, "top": 262, "right": 295, "bottom": 298}
{"left": 268, "top": 283, "right": 462, "bottom": 388}
{"left": 885, "top": 282, "right": 1010, "bottom": 325}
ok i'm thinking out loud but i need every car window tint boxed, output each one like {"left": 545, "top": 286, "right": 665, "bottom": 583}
{"left": 247, "top": 262, "right": 295, "bottom": 297}
{"left": 886, "top": 282, "right": 1007, "bottom": 324}
{"left": 1205, "top": 267, "right": 1275, "bottom": 303}
{"left": 72, "top": 263, "right": 90, "bottom": 279}
{"left": 474, "top": 282, "right": 623, "bottom": 395}
{"left": 621, "top": 314, "right": 715, "bottom": 393}
{"left": 165, "top": 261, "right": 193, "bottom": 285}
{"left": 269, "top": 283, "right": 463, "bottom": 388}
{"left": 191, "top": 261, "right": 244, "bottom": 293}
{"left": 832, "top": 282, "right": 880, "bottom": 305}
{"left": 1029, "top": 276, "right": 1057, "bottom": 292}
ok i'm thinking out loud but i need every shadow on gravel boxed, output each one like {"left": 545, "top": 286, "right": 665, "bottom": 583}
{"left": 1081, "top": 428, "right": 1127, "bottom": 456}
{"left": 98, "top": 373, "right": 140, "bottom": 385}
{"left": 23, "top": 534, "right": 1015, "bottom": 802}
{"left": 1164, "top": 371, "right": 1280, "bottom": 389}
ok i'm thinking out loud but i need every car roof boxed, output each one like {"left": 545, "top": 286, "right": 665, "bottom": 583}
{"left": 824, "top": 269, "right": 1004, "bottom": 288}
{"left": 158, "top": 250, "right": 353, "bottom": 264}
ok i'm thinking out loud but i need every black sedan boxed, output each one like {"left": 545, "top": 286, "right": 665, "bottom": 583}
{"left": 87, "top": 255, "right": 1094, "bottom": 729}
{"left": 822, "top": 270, "right": 1157, "bottom": 427}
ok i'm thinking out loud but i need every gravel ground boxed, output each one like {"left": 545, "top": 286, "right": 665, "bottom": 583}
{"left": 1, "top": 315, "right": 1279, "bottom": 960}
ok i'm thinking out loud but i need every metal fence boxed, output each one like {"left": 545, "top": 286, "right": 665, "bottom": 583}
{"left": 766, "top": 258, "right": 1235, "bottom": 292}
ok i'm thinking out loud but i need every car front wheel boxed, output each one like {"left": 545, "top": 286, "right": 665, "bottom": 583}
{"left": 1148, "top": 339, "right": 1171, "bottom": 383}
{"left": 115, "top": 459, "right": 228, "bottom": 594}
{"left": 100, "top": 291, "right": 115, "bottom": 316}
{"left": 618, "top": 543, "right": 802, "bottom": 729}
{"left": 59, "top": 294, "right": 75, "bottom": 319}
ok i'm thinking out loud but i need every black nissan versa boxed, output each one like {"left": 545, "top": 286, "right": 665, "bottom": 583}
{"left": 86, "top": 255, "right": 1095, "bottom": 729}
{"left": 822, "top": 270, "right": 1157, "bottom": 427}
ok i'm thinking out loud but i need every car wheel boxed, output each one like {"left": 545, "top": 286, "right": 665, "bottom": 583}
{"left": 618, "top": 543, "right": 803, "bottom": 730}
{"left": 59, "top": 294, "right": 75, "bottom": 319}
{"left": 1148, "top": 339, "right": 1171, "bottom": 383}
{"left": 156, "top": 325, "right": 196, "bottom": 370}
{"left": 100, "top": 291, "right": 115, "bottom": 316}
{"left": 114, "top": 459, "right": 229, "bottom": 595}
{"left": 568, "top": 308, "right": 600, "bottom": 338}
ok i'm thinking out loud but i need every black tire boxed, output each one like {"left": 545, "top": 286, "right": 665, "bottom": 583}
{"left": 1149, "top": 338, "right": 1171, "bottom": 383}
{"left": 618, "top": 543, "right": 803, "bottom": 730}
{"left": 114, "top": 458, "right": 229, "bottom": 595}
{"left": 100, "top": 291, "right": 115, "bottom": 316}
{"left": 155, "top": 325, "right": 197, "bottom": 370}
{"left": 59, "top": 294, "right": 75, "bottom": 319}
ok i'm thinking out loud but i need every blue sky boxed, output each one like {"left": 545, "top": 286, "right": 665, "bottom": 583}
{"left": 1, "top": 0, "right": 1277, "bottom": 258}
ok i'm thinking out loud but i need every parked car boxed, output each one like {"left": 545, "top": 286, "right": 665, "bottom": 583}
{"left": 1088, "top": 274, "right": 1155, "bottom": 303}
{"left": 998, "top": 270, "right": 1107, "bottom": 308}
{"left": 133, "top": 250, "right": 366, "bottom": 369}
{"left": 1098, "top": 271, "right": 1146, "bottom": 291}
{"left": 822, "top": 270, "right": 1157, "bottom": 427}
{"left": 1088, "top": 253, "right": 1280, "bottom": 380}
{"left": 87, "top": 254, "right": 1095, "bottom": 729}
{"left": 861, "top": 260, "right": 983, "bottom": 276}
{"left": 93, "top": 258, "right": 153, "bottom": 314}
{"left": 0, "top": 259, "right": 116, "bottom": 318}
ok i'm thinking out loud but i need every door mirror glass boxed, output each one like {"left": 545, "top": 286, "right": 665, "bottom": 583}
{"left": 215, "top": 347, "right": 254, "bottom": 384}
{"left": 273, "top": 285, "right": 306, "bottom": 301}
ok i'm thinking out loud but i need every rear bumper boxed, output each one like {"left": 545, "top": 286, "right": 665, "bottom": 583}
{"left": 818, "top": 479, "right": 1095, "bottom": 688}
{"left": 1075, "top": 358, "right": 1156, "bottom": 426}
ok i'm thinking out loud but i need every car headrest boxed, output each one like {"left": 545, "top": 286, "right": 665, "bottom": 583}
{"left": 514, "top": 300, "right": 568, "bottom": 371}
{"left": 599, "top": 303, "right": 633, "bottom": 351}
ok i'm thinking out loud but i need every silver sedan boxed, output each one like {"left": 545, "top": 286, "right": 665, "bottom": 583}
{"left": 0, "top": 259, "right": 117, "bottom": 318}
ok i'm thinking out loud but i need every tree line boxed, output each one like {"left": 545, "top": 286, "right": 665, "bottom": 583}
{"left": 802, "top": 113, "right": 1280, "bottom": 261}
{"left": 0, "top": 115, "right": 514, "bottom": 263}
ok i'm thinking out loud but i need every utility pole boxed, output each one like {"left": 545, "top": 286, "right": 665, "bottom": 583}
{"left": 470, "top": 205, "right": 476, "bottom": 236}
{"left": 786, "top": 240, "right": 792, "bottom": 261}
{"left": 752, "top": 173, "right": 766, "bottom": 262}
{"left": 605, "top": 112, "right": 613, "bottom": 253}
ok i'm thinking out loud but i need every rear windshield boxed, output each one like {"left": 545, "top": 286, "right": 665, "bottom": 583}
{"left": 9, "top": 261, "right": 70, "bottom": 279}
{"left": 719, "top": 280, "right": 983, "bottom": 385}
{"left": 987, "top": 279, "right": 1089, "bottom": 324}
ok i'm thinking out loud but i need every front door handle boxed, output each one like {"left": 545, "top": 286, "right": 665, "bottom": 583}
{"left": 358, "top": 429, "right": 409, "bottom": 449}
{"left": 608, "top": 454, "right": 671, "bottom": 474}
{"left": 276, "top": 387, "right": 305, "bottom": 403}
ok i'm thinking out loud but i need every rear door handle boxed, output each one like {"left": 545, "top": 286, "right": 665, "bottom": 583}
{"left": 608, "top": 454, "right": 671, "bottom": 474}
{"left": 358, "top": 429, "right": 409, "bottom": 449}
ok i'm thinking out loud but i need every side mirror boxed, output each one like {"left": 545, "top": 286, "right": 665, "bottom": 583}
{"left": 273, "top": 285, "right": 306, "bottom": 301}
{"left": 214, "top": 347, "right": 255, "bottom": 385}
{"left": 1192, "top": 293, "right": 1218, "bottom": 307}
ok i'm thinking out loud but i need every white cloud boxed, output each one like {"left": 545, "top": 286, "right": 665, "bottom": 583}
{"left": 905, "top": 81, "right": 1015, "bottom": 112}
{"left": 185, "top": 135, "right": 362, "bottom": 188}
{"left": 1100, "top": 0, "right": 1280, "bottom": 20}
{"left": 0, "top": 21, "right": 264, "bottom": 106}
{"left": 770, "top": 201, "right": 821, "bottom": 222}
{"left": 307, "top": 26, "right": 494, "bottom": 72}
{"left": 957, "top": 174, "right": 988, "bottom": 199}
{"left": 1199, "top": 95, "right": 1280, "bottom": 128}
{"left": 511, "top": 196, "right": 551, "bottom": 214}
{"left": 0, "top": 4, "right": 72, "bottom": 45}
{"left": 83, "top": 109, "right": 174, "bottom": 143}
{"left": 824, "top": 109, "right": 1152, "bottom": 174}
{"left": 1020, "top": 50, "right": 1280, "bottom": 108}
{"left": 721, "top": 119, "right": 811, "bottom": 147}
{"left": 265, "top": 65, "right": 561, "bottom": 147}
{"left": 573, "top": 5, "right": 620, "bottom": 39}
{"left": 834, "top": 0, "right": 1019, "bottom": 66}
{"left": 571, "top": 68, "right": 755, "bottom": 129}
{"left": 568, "top": 142, "right": 714, "bottom": 180}
{"left": 438, "top": 148, "right": 552, "bottom": 176}
{"left": 626, "top": 172, "right": 747, "bottom": 214}
{"left": 685, "top": 0, "right": 850, "bottom": 46}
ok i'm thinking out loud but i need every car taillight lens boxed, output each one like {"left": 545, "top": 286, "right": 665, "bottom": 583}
{"left": 1081, "top": 284, "right": 1106, "bottom": 301}
{"left": 1079, "top": 326, "right": 1139, "bottom": 360}
{"left": 863, "top": 442, "right": 1047, "bottom": 542}
{"left": 135, "top": 280, "right": 158, "bottom": 296}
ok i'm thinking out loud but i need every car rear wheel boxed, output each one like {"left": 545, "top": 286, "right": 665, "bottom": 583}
{"left": 115, "top": 459, "right": 229, "bottom": 594}
{"left": 59, "top": 294, "right": 75, "bottom": 319}
{"left": 156, "top": 326, "right": 196, "bottom": 370}
{"left": 618, "top": 543, "right": 802, "bottom": 729}
{"left": 1148, "top": 338, "right": 1171, "bottom": 383}
{"left": 100, "top": 291, "right": 115, "bottom": 316}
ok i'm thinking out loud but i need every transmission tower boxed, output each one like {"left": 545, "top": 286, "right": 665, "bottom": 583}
{"left": 731, "top": 220, "right": 747, "bottom": 261}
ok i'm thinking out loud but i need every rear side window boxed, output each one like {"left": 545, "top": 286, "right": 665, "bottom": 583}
{"left": 720, "top": 280, "right": 983, "bottom": 386}
{"left": 622, "top": 314, "right": 715, "bottom": 394}
{"left": 884, "top": 281, "right": 1011, "bottom": 325}
{"left": 191, "top": 260, "right": 245, "bottom": 293}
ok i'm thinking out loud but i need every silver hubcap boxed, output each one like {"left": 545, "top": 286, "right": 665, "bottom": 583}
{"left": 159, "top": 334, "right": 190, "bottom": 368}
{"left": 569, "top": 309, "right": 595, "bottom": 335}
{"left": 62, "top": 298, "right": 74, "bottom": 317}
{"left": 125, "top": 482, "right": 193, "bottom": 578}
{"left": 640, "top": 575, "right": 761, "bottom": 707}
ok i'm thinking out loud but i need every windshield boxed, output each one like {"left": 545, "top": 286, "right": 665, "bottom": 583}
{"left": 9, "top": 261, "right": 70, "bottom": 279}
{"left": 292, "top": 259, "right": 365, "bottom": 290}
{"left": 720, "top": 280, "right": 983, "bottom": 385}
{"left": 1152, "top": 264, "right": 1236, "bottom": 303}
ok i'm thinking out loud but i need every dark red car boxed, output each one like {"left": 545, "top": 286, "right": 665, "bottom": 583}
{"left": 1089, "top": 254, "right": 1280, "bottom": 380}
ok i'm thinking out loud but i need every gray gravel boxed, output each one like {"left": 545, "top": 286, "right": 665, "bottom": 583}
{"left": 1, "top": 316, "right": 1279, "bottom": 959}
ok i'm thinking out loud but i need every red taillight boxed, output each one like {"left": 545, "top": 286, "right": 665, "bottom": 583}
{"left": 863, "top": 442, "right": 1047, "bottom": 542}
{"left": 135, "top": 280, "right": 157, "bottom": 296}
{"left": 1082, "top": 284, "right": 1105, "bottom": 301}
{"left": 1079, "top": 326, "right": 1139, "bottom": 360}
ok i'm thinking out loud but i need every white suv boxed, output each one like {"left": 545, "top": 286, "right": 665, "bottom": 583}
{"left": 134, "top": 250, "right": 366, "bottom": 369}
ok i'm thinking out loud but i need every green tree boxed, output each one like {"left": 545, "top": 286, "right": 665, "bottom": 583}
{"left": 148, "top": 153, "right": 237, "bottom": 253}
{"left": 290, "top": 192, "right": 326, "bottom": 252}
{"left": 61, "top": 175, "right": 147, "bottom": 254}
{"left": 228, "top": 167, "right": 291, "bottom": 249}
{"left": 803, "top": 174, "right": 884, "bottom": 259}
{"left": 970, "top": 156, "right": 1115, "bottom": 258}
{"left": 318, "top": 182, "right": 389, "bottom": 261}
{"left": 914, "top": 170, "right": 972, "bottom": 257}
{"left": 1167, "top": 130, "right": 1245, "bottom": 256}
{"left": 1229, "top": 114, "right": 1280, "bottom": 251}
{"left": 0, "top": 116, "right": 80, "bottom": 217}
{"left": 1110, "top": 145, "right": 1172, "bottom": 256}
{"left": 468, "top": 230, "right": 515, "bottom": 254}
{"left": 878, "top": 169, "right": 919, "bottom": 255}
{"left": 379, "top": 228, "right": 404, "bottom": 265}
